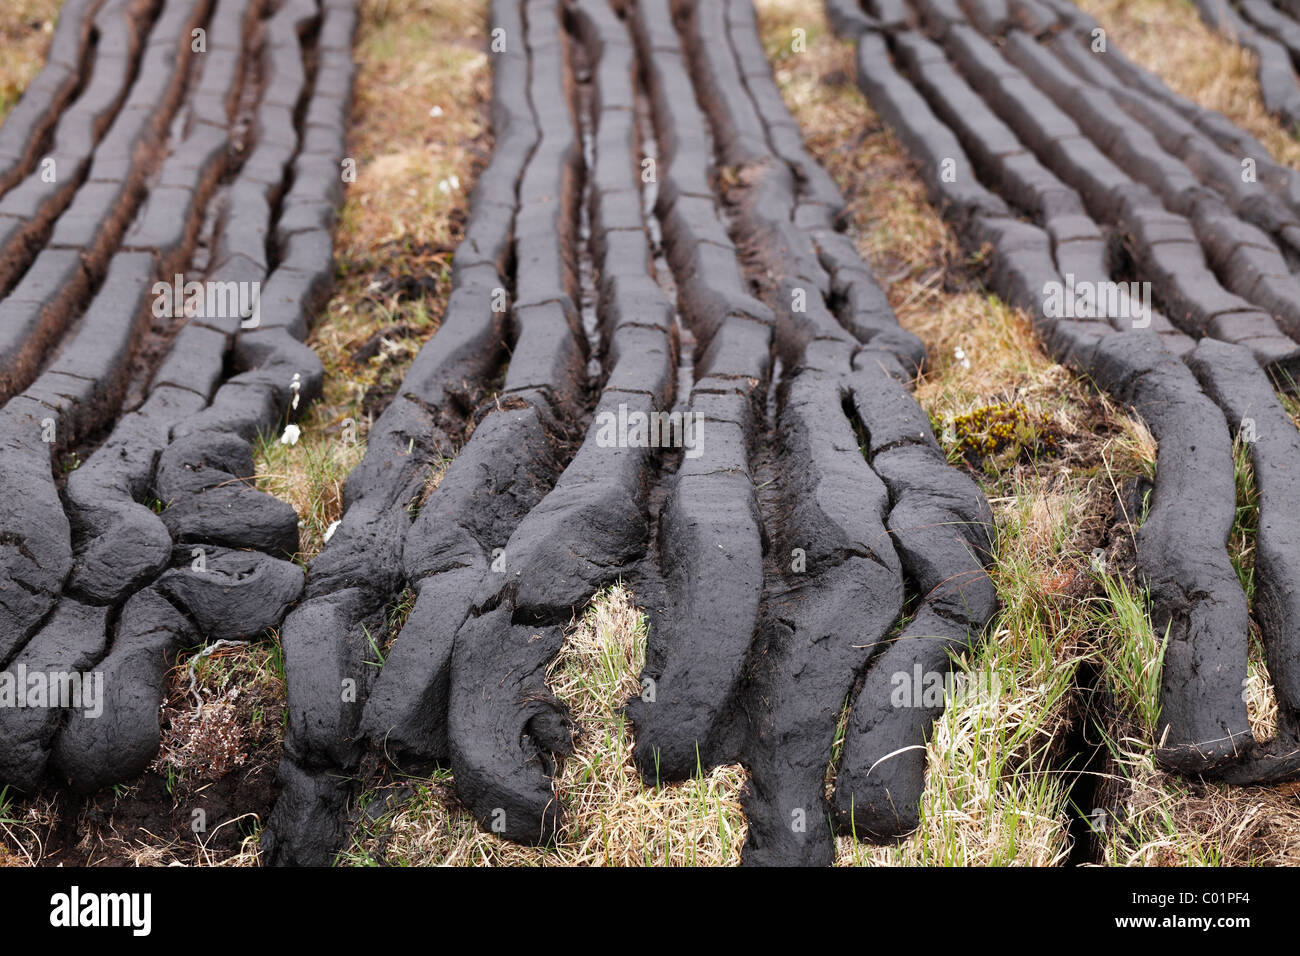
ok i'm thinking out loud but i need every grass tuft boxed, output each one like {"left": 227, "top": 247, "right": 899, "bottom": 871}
{"left": 1091, "top": 571, "right": 1165, "bottom": 736}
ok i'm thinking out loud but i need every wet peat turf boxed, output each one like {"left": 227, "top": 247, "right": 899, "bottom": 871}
{"left": 4, "top": 0, "right": 1300, "bottom": 867}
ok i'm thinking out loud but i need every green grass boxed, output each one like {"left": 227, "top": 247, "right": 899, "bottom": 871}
{"left": 0, "top": 786, "right": 15, "bottom": 828}
{"left": 253, "top": 423, "right": 362, "bottom": 565}
{"left": 837, "top": 477, "right": 1089, "bottom": 866}
{"left": 1091, "top": 572, "right": 1166, "bottom": 735}
{"left": 1229, "top": 434, "right": 1259, "bottom": 604}
{"left": 361, "top": 623, "right": 386, "bottom": 669}
{"left": 181, "top": 636, "right": 285, "bottom": 695}
{"left": 339, "top": 586, "right": 748, "bottom": 866}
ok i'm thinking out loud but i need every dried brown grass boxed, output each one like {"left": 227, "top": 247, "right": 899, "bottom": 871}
{"left": 1078, "top": 0, "right": 1300, "bottom": 165}
{"left": 0, "top": 0, "right": 61, "bottom": 119}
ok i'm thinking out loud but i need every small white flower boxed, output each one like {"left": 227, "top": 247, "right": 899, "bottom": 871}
{"left": 429, "top": 105, "right": 444, "bottom": 117}
{"left": 323, "top": 520, "right": 341, "bottom": 543}
{"left": 280, "top": 423, "right": 301, "bottom": 445}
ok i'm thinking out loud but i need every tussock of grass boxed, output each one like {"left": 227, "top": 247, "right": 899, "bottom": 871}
{"left": 1091, "top": 572, "right": 1164, "bottom": 736}
{"left": 343, "top": 585, "right": 748, "bottom": 866}
{"left": 152, "top": 639, "right": 286, "bottom": 780}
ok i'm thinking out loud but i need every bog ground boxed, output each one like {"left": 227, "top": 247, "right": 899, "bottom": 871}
{"left": 2, "top": 0, "right": 1300, "bottom": 867}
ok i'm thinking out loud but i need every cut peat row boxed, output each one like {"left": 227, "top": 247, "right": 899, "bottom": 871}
{"left": 622, "top": 0, "right": 773, "bottom": 794}
{"left": 267, "top": 0, "right": 686, "bottom": 863}
{"left": 0, "top": 0, "right": 106, "bottom": 197}
{"left": 0, "top": 0, "right": 357, "bottom": 800}
{"left": 0, "top": 0, "right": 222, "bottom": 671}
{"left": 363, "top": 0, "right": 591, "bottom": 845}
{"left": 435, "top": 0, "right": 675, "bottom": 845}
{"left": 258, "top": 0, "right": 994, "bottom": 867}
{"left": 0, "top": 0, "right": 170, "bottom": 393}
{"left": 825, "top": 0, "right": 1300, "bottom": 783}
{"left": 53, "top": 0, "right": 354, "bottom": 795}
{"left": 651, "top": 0, "right": 995, "bottom": 865}
{"left": 262, "top": 0, "right": 541, "bottom": 864}
{"left": 1189, "top": 0, "right": 1300, "bottom": 129}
